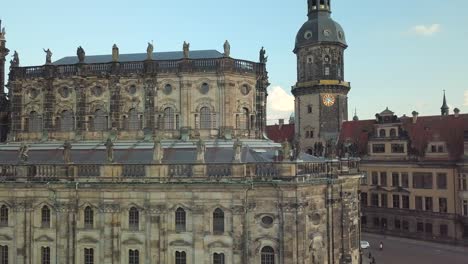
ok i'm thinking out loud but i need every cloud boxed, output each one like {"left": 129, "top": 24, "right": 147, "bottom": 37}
{"left": 410, "top": 24, "right": 441, "bottom": 36}
{"left": 267, "top": 86, "right": 294, "bottom": 124}
{"left": 464, "top": 90, "right": 468, "bottom": 106}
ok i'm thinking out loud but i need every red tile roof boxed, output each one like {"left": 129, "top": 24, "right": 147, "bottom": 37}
{"left": 339, "top": 114, "right": 468, "bottom": 161}
{"left": 266, "top": 124, "right": 295, "bottom": 143}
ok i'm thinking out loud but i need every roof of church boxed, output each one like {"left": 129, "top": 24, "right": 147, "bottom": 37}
{"left": 266, "top": 124, "right": 295, "bottom": 143}
{"left": 53, "top": 50, "right": 224, "bottom": 65}
{"left": 339, "top": 114, "right": 468, "bottom": 161}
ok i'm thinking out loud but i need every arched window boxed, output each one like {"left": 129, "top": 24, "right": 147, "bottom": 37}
{"left": 390, "top": 129, "right": 396, "bottom": 137}
{"left": 28, "top": 111, "right": 42, "bottom": 132}
{"left": 261, "top": 246, "right": 275, "bottom": 264}
{"left": 379, "top": 129, "right": 386, "bottom": 138}
{"left": 129, "top": 207, "right": 139, "bottom": 231}
{"left": 200, "top": 107, "right": 211, "bottom": 129}
{"left": 163, "top": 107, "right": 175, "bottom": 130}
{"left": 84, "top": 248, "right": 94, "bottom": 264}
{"left": 0, "top": 245, "right": 8, "bottom": 264}
{"left": 237, "top": 108, "right": 249, "bottom": 130}
{"left": 0, "top": 205, "right": 8, "bottom": 226}
{"left": 213, "top": 253, "right": 225, "bottom": 264}
{"left": 41, "top": 205, "right": 50, "bottom": 228}
{"left": 84, "top": 206, "right": 93, "bottom": 228}
{"left": 175, "top": 251, "right": 186, "bottom": 264}
{"left": 129, "top": 249, "right": 139, "bottom": 264}
{"left": 93, "top": 109, "right": 108, "bottom": 131}
{"left": 175, "top": 207, "right": 186, "bottom": 232}
{"left": 60, "top": 110, "right": 74, "bottom": 132}
{"left": 128, "top": 108, "right": 140, "bottom": 131}
{"left": 41, "top": 246, "right": 50, "bottom": 264}
{"left": 213, "top": 208, "right": 224, "bottom": 234}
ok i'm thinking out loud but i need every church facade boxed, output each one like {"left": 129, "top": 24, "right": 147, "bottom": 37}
{"left": 0, "top": 1, "right": 362, "bottom": 264}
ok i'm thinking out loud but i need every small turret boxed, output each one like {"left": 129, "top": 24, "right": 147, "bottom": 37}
{"left": 441, "top": 90, "right": 449, "bottom": 116}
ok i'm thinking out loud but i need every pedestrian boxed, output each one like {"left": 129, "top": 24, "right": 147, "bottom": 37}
{"left": 379, "top": 241, "right": 383, "bottom": 251}
{"left": 372, "top": 257, "right": 376, "bottom": 264}
{"left": 368, "top": 252, "right": 372, "bottom": 259}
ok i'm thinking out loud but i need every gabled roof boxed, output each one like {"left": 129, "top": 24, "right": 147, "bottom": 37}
{"left": 339, "top": 114, "right": 468, "bottom": 161}
{"left": 53, "top": 50, "right": 224, "bottom": 65}
{"left": 266, "top": 124, "right": 295, "bottom": 143}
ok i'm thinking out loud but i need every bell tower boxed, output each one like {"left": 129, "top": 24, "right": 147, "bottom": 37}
{"left": 292, "top": 0, "right": 350, "bottom": 155}
{"left": 0, "top": 20, "right": 10, "bottom": 142}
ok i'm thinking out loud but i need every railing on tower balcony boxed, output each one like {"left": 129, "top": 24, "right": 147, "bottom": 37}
{"left": 10, "top": 57, "right": 266, "bottom": 80}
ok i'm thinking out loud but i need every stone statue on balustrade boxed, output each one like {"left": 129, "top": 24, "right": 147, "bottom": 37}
{"left": 233, "top": 138, "right": 242, "bottom": 163}
{"left": 105, "top": 138, "right": 114, "bottom": 163}
{"left": 183, "top": 41, "right": 190, "bottom": 59}
{"left": 10, "top": 51, "right": 19, "bottom": 68}
{"left": 77, "top": 46, "right": 86, "bottom": 63}
{"left": 112, "top": 44, "right": 119, "bottom": 62}
{"left": 43, "top": 48, "right": 52, "bottom": 64}
{"left": 153, "top": 138, "right": 163, "bottom": 164}
{"left": 282, "top": 140, "right": 291, "bottom": 162}
{"left": 63, "top": 141, "right": 72, "bottom": 163}
{"left": 146, "top": 42, "right": 154, "bottom": 60}
{"left": 223, "top": 40, "right": 230, "bottom": 57}
{"left": 196, "top": 138, "right": 205, "bottom": 163}
{"left": 18, "top": 143, "right": 29, "bottom": 163}
{"left": 259, "top": 46, "right": 268, "bottom": 63}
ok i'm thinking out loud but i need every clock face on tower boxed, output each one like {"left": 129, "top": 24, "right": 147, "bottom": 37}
{"left": 322, "top": 94, "right": 336, "bottom": 107}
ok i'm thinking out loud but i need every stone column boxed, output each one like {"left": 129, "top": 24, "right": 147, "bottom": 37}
{"left": 13, "top": 199, "right": 32, "bottom": 264}
{"left": 99, "top": 203, "right": 120, "bottom": 264}
{"left": 192, "top": 205, "right": 205, "bottom": 262}
{"left": 231, "top": 205, "right": 245, "bottom": 264}
{"left": 148, "top": 205, "right": 164, "bottom": 264}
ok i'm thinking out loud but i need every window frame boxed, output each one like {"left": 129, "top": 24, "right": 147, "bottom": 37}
{"left": 175, "top": 207, "right": 186, "bottom": 232}
{"left": 84, "top": 206, "right": 94, "bottom": 229}
{"left": 261, "top": 246, "right": 275, "bottom": 264}
{"left": 0, "top": 205, "right": 8, "bottom": 226}
{"left": 213, "top": 208, "right": 225, "bottom": 234}
{"left": 129, "top": 207, "right": 139, "bottom": 231}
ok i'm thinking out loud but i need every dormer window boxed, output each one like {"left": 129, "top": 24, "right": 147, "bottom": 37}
{"left": 379, "top": 129, "right": 386, "bottom": 138}
{"left": 390, "top": 129, "right": 396, "bottom": 137}
{"left": 428, "top": 143, "right": 446, "bottom": 154}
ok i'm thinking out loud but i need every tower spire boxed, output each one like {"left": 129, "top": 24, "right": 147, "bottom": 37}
{"left": 0, "top": 19, "right": 10, "bottom": 96}
{"left": 441, "top": 90, "right": 449, "bottom": 116}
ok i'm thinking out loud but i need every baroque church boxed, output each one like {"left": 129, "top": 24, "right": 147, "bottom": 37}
{"left": 0, "top": 1, "right": 361, "bottom": 264}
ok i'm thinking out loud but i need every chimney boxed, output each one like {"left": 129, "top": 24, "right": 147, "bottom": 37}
{"left": 279, "top": 119, "right": 284, "bottom": 128}
{"left": 412, "top": 111, "right": 419, "bottom": 124}
{"left": 454, "top": 108, "right": 460, "bottom": 118}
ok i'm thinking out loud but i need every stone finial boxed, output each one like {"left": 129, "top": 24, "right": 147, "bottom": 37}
{"left": 282, "top": 140, "right": 291, "bottom": 162}
{"left": 105, "top": 138, "right": 114, "bottom": 163}
{"left": 63, "top": 141, "right": 72, "bottom": 163}
{"left": 0, "top": 20, "right": 5, "bottom": 40}
{"left": 183, "top": 41, "right": 190, "bottom": 59}
{"left": 153, "top": 138, "right": 163, "bottom": 163}
{"left": 10, "top": 51, "right": 19, "bottom": 68}
{"left": 43, "top": 48, "right": 52, "bottom": 64}
{"left": 146, "top": 42, "right": 154, "bottom": 60}
{"left": 77, "top": 46, "right": 85, "bottom": 63}
{"left": 18, "top": 143, "right": 29, "bottom": 163}
{"left": 223, "top": 40, "right": 230, "bottom": 57}
{"left": 196, "top": 138, "right": 205, "bottom": 163}
{"left": 233, "top": 138, "right": 242, "bottom": 163}
{"left": 112, "top": 44, "right": 119, "bottom": 62}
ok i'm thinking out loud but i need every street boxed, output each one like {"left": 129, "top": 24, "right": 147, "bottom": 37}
{"left": 361, "top": 233, "right": 468, "bottom": 264}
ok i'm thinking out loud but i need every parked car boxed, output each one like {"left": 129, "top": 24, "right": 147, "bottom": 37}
{"left": 360, "top": 241, "right": 370, "bottom": 249}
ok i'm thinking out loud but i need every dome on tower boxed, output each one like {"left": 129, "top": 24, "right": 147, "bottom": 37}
{"left": 295, "top": 0, "right": 347, "bottom": 51}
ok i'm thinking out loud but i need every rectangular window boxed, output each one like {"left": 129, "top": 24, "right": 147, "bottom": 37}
{"left": 401, "top": 173, "right": 409, "bottom": 188}
{"left": 402, "top": 195, "right": 410, "bottom": 209}
{"left": 324, "top": 67, "right": 330, "bottom": 76}
{"left": 463, "top": 225, "right": 468, "bottom": 238}
{"left": 213, "top": 253, "right": 225, "bottom": 264}
{"left": 373, "top": 217, "right": 380, "bottom": 227}
{"left": 381, "top": 194, "right": 388, "bottom": 208}
{"left": 175, "top": 251, "right": 186, "bottom": 264}
{"left": 394, "top": 219, "right": 401, "bottom": 229}
{"left": 371, "top": 172, "right": 378, "bottom": 186}
{"left": 372, "top": 144, "right": 385, "bottom": 153}
{"left": 437, "top": 173, "right": 447, "bottom": 189}
{"left": 371, "top": 194, "right": 379, "bottom": 207}
{"left": 41, "top": 247, "right": 50, "bottom": 264}
{"left": 392, "top": 195, "right": 400, "bottom": 208}
{"left": 0, "top": 245, "right": 7, "bottom": 264}
{"left": 361, "top": 172, "right": 368, "bottom": 185}
{"left": 402, "top": 220, "right": 409, "bottom": 231}
{"left": 439, "top": 198, "right": 448, "bottom": 213}
{"left": 417, "top": 222, "right": 424, "bottom": 232}
{"left": 461, "top": 174, "right": 467, "bottom": 191}
{"left": 440, "top": 224, "right": 448, "bottom": 237}
{"left": 392, "top": 173, "right": 399, "bottom": 187}
{"left": 463, "top": 200, "right": 468, "bottom": 216}
{"left": 380, "top": 172, "right": 387, "bottom": 187}
{"left": 415, "top": 196, "right": 423, "bottom": 210}
{"left": 413, "top": 172, "right": 433, "bottom": 189}
{"left": 437, "top": 145, "right": 444, "bottom": 153}
{"left": 307, "top": 105, "right": 312, "bottom": 113}
{"left": 360, "top": 192, "right": 368, "bottom": 207}
{"left": 425, "top": 197, "right": 433, "bottom": 212}
{"left": 361, "top": 216, "right": 367, "bottom": 226}
{"left": 381, "top": 218, "right": 388, "bottom": 229}
{"left": 425, "top": 223, "right": 433, "bottom": 234}
{"left": 129, "top": 249, "right": 139, "bottom": 264}
{"left": 391, "top": 144, "right": 405, "bottom": 153}
{"left": 431, "top": 145, "right": 437, "bottom": 153}
{"left": 84, "top": 248, "right": 94, "bottom": 264}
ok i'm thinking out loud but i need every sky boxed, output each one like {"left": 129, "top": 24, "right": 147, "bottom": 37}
{"left": 1, "top": 0, "right": 468, "bottom": 124}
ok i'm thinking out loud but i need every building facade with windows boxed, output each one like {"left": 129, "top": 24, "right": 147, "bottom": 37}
{"left": 339, "top": 106, "right": 468, "bottom": 245}
{"left": 0, "top": 8, "right": 362, "bottom": 264}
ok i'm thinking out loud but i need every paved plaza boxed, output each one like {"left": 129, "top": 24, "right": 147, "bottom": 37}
{"left": 361, "top": 233, "right": 468, "bottom": 264}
